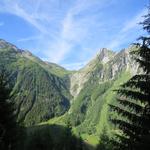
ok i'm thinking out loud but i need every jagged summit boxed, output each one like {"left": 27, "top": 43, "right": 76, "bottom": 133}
{"left": 98, "top": 48, "right": 114, "bottom": 56}
{"left": 80, "top": 48, "right": 116, "bottom": 69}
{"left": 0, "top": 38, "right": 143, "bottom": 149}
{"left": 96, "top": 48, "right": 115, "bottom": 63}
{"left": 80, "top": 48, "right": 115, "bottom": 71}
{"left": 0, "top": 39, "right": 140, "bottom": 142}
{"left": 69, "top": 46, "right": 139, "bottom": 97}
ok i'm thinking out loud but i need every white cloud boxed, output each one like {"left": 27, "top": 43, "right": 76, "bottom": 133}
{"left": 0, "top": 0, "right": 119, "bottom": 64}
{"left": 0, "top": 0, "right": 49, "bottom": 33}
{"left": 0, "top": 0, "right": 147, "bottom": 67}
{"left": 108, "top": 8, "right": 147, "bottom": 50}
{"left": 121, "top": 9, "right": 147, "bottom": 33}
{"left": 62, "top": 61, "right": 87, "bottom": 70}
{"left": 44, "top": 0, "right": 111, "bottom": 63}
{"left": 17, "top": 35, "right": 42, "bottom": 42}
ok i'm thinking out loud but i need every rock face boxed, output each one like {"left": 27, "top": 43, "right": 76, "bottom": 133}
{"left": 66, "top": 46, "right": 140, "bottom": 136}
{"left": 69, "top": 46, "right": 138, "bottom": 98}
{"left": 0, "top": 39, "right": 139, "bottom": 131}
{"left": 69, "top": 48, "right": 115, "bottom": 97}
{"left": 97, "top": 48, "right": 115, "bottom": 63}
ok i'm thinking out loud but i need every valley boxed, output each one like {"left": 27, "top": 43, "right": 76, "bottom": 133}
{"left": 0, "top": 39, "right": 139, "bottom": 146}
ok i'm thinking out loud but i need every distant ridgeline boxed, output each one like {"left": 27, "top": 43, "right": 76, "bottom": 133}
{"left": 0, "top": 39, "right": 139, "bottom": 145}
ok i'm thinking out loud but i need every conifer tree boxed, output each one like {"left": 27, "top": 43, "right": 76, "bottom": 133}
{"left": 96, "top": 128, "right": 111, "bottom": 150}
{"left": 0, "top": 66, "right": 18, "bottom": 150}
{"left": 110, "top": 5, "right": 150, "bottom": 150}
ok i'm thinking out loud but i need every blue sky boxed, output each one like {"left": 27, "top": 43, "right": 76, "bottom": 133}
{"left": 0, "top": 0, "right": 149, "bottom": 70}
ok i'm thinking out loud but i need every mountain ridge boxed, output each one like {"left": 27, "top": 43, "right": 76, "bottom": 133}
{"left": 0, "top": 39, "right": 139, "bottom": 144}
{"left": 0, "top": 39, "right": 72, "bottom": 125}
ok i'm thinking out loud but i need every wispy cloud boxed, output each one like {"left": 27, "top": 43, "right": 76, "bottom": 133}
{"left": 17, "top": 35, "right": 42, "bottom": 42}
{"left": 63, "top": 61, "right": 87, "bottom": 70}
{"left": 0, "top": 0, "right": 49, "bottom": 33}
{"left": 44, "top": 0, "right": 113, "bottom": 63}
{"left": 108, "top": 8, "right": 147, "bottom": 50}
{"left": 0, "top": 0, "right": 148, "bottom": 70}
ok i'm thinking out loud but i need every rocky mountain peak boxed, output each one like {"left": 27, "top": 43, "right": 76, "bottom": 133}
{"left": 97, "top": 48, "right": 115, "bottom": 64}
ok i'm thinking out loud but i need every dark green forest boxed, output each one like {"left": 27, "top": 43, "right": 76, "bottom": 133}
{"left": 0, "top": 3, "right": 150, "bottom": 150}
{"left": 0, "top": 68, "right": 86, "bottom": 150}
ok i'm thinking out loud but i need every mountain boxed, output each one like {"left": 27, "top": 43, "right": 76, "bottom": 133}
{"left": 0, "top": 39, "right": 72, "bottom": 126}
{"left": 45, "top": 46, "right": 139, "bottom": 145}
{"left": 67, "top": 47, "right": 138, "bottom": 137}
{"left": 69, "top": 48, "right": 116, "bottom": 97}
{"left": 0, "top": 39, "right": 139, "bottom": 145}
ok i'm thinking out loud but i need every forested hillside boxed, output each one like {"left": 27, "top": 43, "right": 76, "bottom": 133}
{"left": 0, "top": 0, "right": 149, "bottom": 150}
{"left": 0, "top": 39, "right": 140, "bottom": 146}
{"left": 0, "top": 39, "right": 72, "bottom": 126}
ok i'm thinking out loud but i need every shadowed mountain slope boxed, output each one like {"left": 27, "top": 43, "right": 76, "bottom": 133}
{"left": 0, "top": 39, "right": 139, "bottom": 145}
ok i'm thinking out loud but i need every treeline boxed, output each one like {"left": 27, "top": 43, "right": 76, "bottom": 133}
{"left": 0, "top": 67, "right": 87, "bottom": 150}
{"left": 1, "top": 4, "right": 150, "bottom": 150}
{"left": 96, "top": 5, "right": 150, "bottom": 150}
{"left": 22, "top": 124, "right": 85, "bottom": 150}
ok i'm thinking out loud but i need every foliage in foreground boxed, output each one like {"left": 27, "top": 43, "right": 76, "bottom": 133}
{"left": 96, "top": 128, "right": 112, "bottom": 150}
{"left": 0, "top": 67, "right": 87, "bottom": 150}
{"left": 110, "top": 6, "right": 150, "bottom": 150}
{"left": 0, "top": 66, "right": 19, "bottom": 150}
{"left": 23, "top": 124, "right": 86, "bottom": 150}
